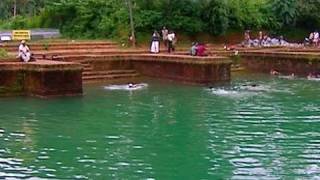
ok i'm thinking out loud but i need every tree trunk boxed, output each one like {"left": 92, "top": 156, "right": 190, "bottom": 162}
{"left": 128, "top": 0, "right": 136, "bottom": 48}
{"left": 13, "top": 0, "right": 17, "bottom": 17}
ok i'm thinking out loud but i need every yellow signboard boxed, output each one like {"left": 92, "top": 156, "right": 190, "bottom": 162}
{"left": 12, "top": 30, "right": 31, "bottom": 40}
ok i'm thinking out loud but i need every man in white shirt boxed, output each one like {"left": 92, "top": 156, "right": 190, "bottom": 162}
{"left": 167, "top": 31, "right": 176, "bottom": 53}
{"left": 18, "top": 40, "right": 32, "bottom": 62}
{"left": 162, "top": 26, "right": 169, "bottom": 47}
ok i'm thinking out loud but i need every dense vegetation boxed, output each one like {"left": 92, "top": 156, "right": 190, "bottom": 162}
{"left": 0, "top": 0, "right": 320, "bottom": 41}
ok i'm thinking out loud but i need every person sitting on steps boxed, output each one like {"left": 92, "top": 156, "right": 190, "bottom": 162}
{"left": 190, "top": 42, "right": 198, "bottom": 56}
{"left": 18, "top": 40, "right": 35, "bottom": 62}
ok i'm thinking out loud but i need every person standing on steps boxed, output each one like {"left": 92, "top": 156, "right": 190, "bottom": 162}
{"left": 150, "top": 30, "right": 160, "bottom": 53}
{"left": 167, "top": 31, "right": 176, "bottom": 53}
{"left": 313, "top": 30, "right": 319, "bottom": 47}
{"left": 258, "top": 31, "right": 263, "bottom": 46}
{"left": 162, "top": 26, "right": 169, "bottom": 48}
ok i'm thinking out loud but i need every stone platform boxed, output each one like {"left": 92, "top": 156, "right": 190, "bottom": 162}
{"left": 71, "top": 54, "right": 232, "bottom": 85}
{"left": 0, "top": 60, "right": 83, "bottom": 98}
{"left": 240, "top": 51, "right": 320, "bottom": 75}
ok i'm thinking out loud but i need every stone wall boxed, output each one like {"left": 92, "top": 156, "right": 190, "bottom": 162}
{"left": 0, "top": 61, "right": 83, "bottom": 98}
{"left": 240, "top": 52, "right": 320, "bottom": 75}
{"left": 84, "top": 54, "right": 232, "bottom": 85}
{"left": 132, "top": 56, "right": 231, "bottom": 85}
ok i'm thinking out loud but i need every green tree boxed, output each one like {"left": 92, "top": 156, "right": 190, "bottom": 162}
{"left": 270, "top": 0, "right": 298, "bottom": 28}
{"left": 201, "top": 0, "right": 229, "bottom": 35}
{"left": 296, "top": 0, "right": 320, "bottom": 30}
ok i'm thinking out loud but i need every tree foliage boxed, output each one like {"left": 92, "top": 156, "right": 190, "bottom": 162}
{"left": 270, "top": 0, "right": 298, "bottom": 27}
{"left": 0, "top": 0, "right": 319, "bottom": 39}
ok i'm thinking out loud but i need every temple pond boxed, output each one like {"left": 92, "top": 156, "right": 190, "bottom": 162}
{"left": 0, "top": 73, "right": 320, "bottom": 179}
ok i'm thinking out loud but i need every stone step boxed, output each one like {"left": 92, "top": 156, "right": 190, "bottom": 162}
{"left": 34, "top": 49, "right": 148, "bottom": 56}
{"left": 38, "top": 50, "right": 232, "bottom": 59}
{"left": 83, "top": 67, "right": 94, "bottom": 71}
{"left": 4, "top": 45, "right": 119, "bottom": 53}
{"left": 82, "top": 63, "right": 91, "bottom": 67}
{"left": 83, "top": 70, "right": 137, "bottom": 76}
{"left": 82, "top": 73, "right": 140, "bottom": 81}
{"left": 2, "top": 41, "right": 117, "bottom": 47}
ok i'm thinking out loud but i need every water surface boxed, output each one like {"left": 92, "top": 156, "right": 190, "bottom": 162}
{"left": 0, "top": 74, "right": 320, "bottom": 179}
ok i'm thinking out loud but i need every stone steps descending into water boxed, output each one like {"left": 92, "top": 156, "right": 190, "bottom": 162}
{"left": 4, "top": 45, "right": 119, "bottom": 52}
{"left": 1, "top": 41, "right": 118, "bottom": 52}
{"left": 82, "top": 71, "right": 140, "bottom": 83}
{"left": 82, "top": 64, "right": 94, "bottom": 72}
{"left": 83, "top": 70, "right": 137, "bottom": 76}
{"left": 79, "top": 60, "right": 140, "bottom": 83}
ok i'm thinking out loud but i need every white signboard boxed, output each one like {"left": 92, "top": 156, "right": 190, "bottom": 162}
{"left": 0, "top": 36, "right": 12, "bottom": 41}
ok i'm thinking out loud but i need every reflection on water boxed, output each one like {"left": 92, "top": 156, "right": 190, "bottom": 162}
{"left": 0, "top": 74, "right": 320, "bottom": 179}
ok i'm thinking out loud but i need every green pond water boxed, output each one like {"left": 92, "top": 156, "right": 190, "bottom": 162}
{"left": 1, "top": 74, "right": 320, "bottom": 179}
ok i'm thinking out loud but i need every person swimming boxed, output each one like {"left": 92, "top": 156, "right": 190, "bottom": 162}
{"left": 307, "top": 73, "right": 320, "bottom": 80}
{"left": 128, "top": 83, "right": 147, "bottom": 89}
{"left": 128, "top": 83, "right": 135, "bottom": 88}
{"left": 270, "top": 69, "right": 280, "bottom": 75}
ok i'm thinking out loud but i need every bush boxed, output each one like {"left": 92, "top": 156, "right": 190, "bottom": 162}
{"left": 0, "top": 49, "right": 9, "bottom": 59}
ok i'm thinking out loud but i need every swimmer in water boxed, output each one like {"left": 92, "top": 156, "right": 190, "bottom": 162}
{"left": 128, "top": 83, "right": 146, "bottom": 89}
{"left": 128, "top": 83, "right": 135, "bottom": 88}
{"left": 308, "top": 73, "right": 315, "bottom": 79}
{"left": 307, "top": 72, "right": 320, "bottom": 80}
{"left": 242, "top": 84, "right": 258, "bottom": 87}
{"left": 241, "top": 83, "right": 268, "bottom": 92}
{"left": 270, "top": 69, "right": 280, "bottom": 75}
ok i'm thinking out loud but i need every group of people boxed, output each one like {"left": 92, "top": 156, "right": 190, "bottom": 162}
{"left": 150, "top": 27, "right": 177, "bottom": 54}
{"left": 190, "top": 42, "right": 207, "bottom": 56}
{"left": 243, "top": 31, "right": 290, "bottom": 48}
{"left": 270, "top": 69, "right": 320, "bottom": 80}
{"left": 308, "top": 72, "right": 320, "bottom": 79}
{"left": 305, "top": 31, "right": 319, "bottom": 47}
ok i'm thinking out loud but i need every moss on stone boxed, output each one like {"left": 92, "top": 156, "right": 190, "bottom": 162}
{"left": 231, "top": 55, "right": 242, "bottom": 65}
{"left": 0, "top": 49, "right": 9, "bottom": 59}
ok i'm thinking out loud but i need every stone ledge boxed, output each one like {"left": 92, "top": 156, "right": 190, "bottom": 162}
{"left": 60, "top": 54, "right": 231, "bottom": 65}
{"left": 0, "top": 60, "right": 83, "bottom": 98}
{"left": 240, "top": 51, "right": 320, "bottom": 61}
{"left": 0, "top": 60, "right": 83, "bottom": 71}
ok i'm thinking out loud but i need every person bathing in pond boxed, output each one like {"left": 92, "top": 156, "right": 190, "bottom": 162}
{"left": 150, "top": 31, "right": 160, "bottom": 53}
{"left": 18, "top": 40, "right": 34, "bottom": 62}
{"left": 128, "top": 83, "right": 135, "bottom": 89}
{"left": 308, "top": 72, "right": 320, "bottom": 79}
{"left": 270, "top": 69, "right": 280, "bottom": 75}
